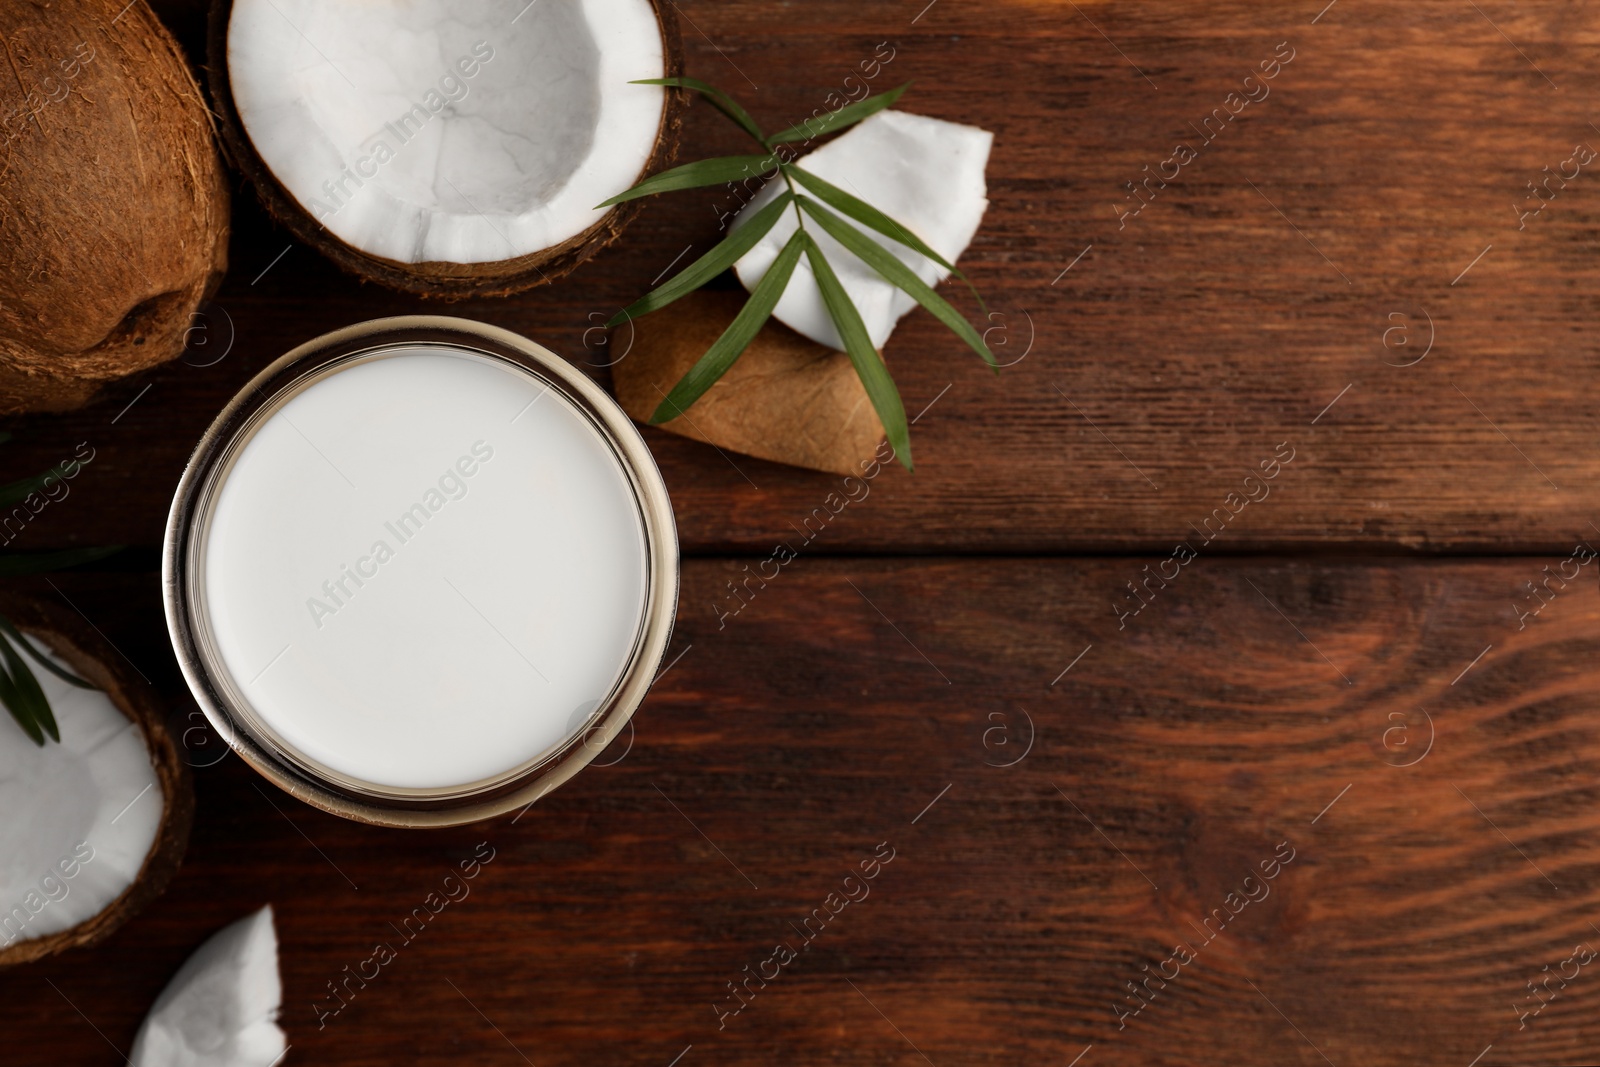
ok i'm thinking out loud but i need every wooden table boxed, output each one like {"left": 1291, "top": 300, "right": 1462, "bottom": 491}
{"left": 5, "top": 2, "right": 1600, "bottom": 1064}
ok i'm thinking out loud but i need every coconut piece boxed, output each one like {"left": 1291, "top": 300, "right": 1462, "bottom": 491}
{"left": 130, "top": 906, "right": 286, "bottom": 1067}
{"left": 211, "top": 0, "right": 684, "bottom": 298}
{"left": 613, "top": 289, "right": 886, "bottom": 475}
{"left": 0, "top": 0, "right": 229, "bottom": 414}
{"left": 734, "top": 110, "right": 992, "bottom": 350}
{"left": 0, "top": 594, "right": 192, "bottom": 968}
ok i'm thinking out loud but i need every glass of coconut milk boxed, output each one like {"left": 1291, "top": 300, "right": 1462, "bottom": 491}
{"left": 163, "top": 317, "right": 677, "bottom": 826}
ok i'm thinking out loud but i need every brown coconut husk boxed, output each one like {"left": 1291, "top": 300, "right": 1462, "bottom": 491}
{"left": 612, "top": 289, "right": 887, "bottom": 476}
{"left": 0, "top": 591, "right": 194, "bottom": 968}
{"left": 205, "top": 0, "right": 686, "bottom": 299}
{"left": 0, "top": 0, "right": 229, "bottom": 414}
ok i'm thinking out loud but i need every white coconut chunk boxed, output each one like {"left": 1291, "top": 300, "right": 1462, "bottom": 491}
{"left": 227, "top": 0, "right": 666, "bottom": 264}
{"left": 733, "top": 110, "right": 993, "bottom": 351}
{"left": 0, "top": 636, "right": 161, "bottom": 950}
{"left": 131, "top": 906, "right": 286, "bottom": 1067}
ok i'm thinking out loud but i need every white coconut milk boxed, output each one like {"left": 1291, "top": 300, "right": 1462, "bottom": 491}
{"left": 200, "top": 346, "right": 649, "bottom": 791}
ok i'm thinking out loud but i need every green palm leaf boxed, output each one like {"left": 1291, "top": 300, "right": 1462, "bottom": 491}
{"left": 0, "top": 657, "right": 42, "bottom": 745}
{"left": 798, "top": 196, "right": 996, "bottom": 369}
{"left": 632, "top": 76, "right": 767, "bottom": 144}
{"left": 0, "top": 469, "right": 56, "bottom": 510}
{"left": 0, "top": 546, "right": 122, "bottom": 577}
{"left": 650, "top": 229, "right": 808, "bottom": 424}
{"left": 800, "top": 232, "right": 911, "bottom": 471}
{"left": 604, "top": 75, "right": 992, "bottom": 465}
{"left": 0, "top": 615, "right": 93, "bottom": 688}
{"left": 766, "top": 83, "right": 910, "bottom": 145}
{"left": 608, "top": 192, "right": 795, "bottom": 328}
{"left": 786, "top": 164, "right": 987, "bottom": 314}
{"left": 598, "top": 154, "right": 777, "bottom": 208}
{"left": 0, "top": 631, "right": 56, "bottom": 744}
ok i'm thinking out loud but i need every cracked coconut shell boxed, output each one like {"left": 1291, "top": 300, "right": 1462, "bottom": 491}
{"left": 0, "top": 0, "right": 229, "bottom": 414}
{"left": 613, "top": 289, "right": 887, "bottom": 476}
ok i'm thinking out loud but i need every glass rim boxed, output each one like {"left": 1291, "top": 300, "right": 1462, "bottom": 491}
{"left": 161, "top": 315, "right": 679, "bottom": 827}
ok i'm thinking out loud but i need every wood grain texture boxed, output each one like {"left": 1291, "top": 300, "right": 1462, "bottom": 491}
{"left": 6, "top": 4, "right": 1600, "bottom": 1067}
{"left": 3, "top": 559, "right": 1599, "bottom": 1066}
{"left": 9, "top": 0, "right": 1600, "bottom": 552}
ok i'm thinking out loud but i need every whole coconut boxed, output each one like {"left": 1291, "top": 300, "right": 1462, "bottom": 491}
{"left": 0, "top": 0, "right": 228, "bottom": 413}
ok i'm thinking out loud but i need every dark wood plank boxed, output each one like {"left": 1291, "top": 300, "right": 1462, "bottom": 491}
{"left": 4, "top": 557, "right": 1599, "bottom": 1065}
{"left": 10, "top": 1, "right": 1600, "bottom": 553}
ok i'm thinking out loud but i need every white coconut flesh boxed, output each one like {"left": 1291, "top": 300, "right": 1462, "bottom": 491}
{"left": 734, "top": 110, "right": 993, "bottom": 351}
{"left": 131, "top": 906, "right": 286, "bottom": 1067}
{"left": 0, "top": 637, "right": 161, "bottom": 950}
{"left": 227, "top": 0, "right": 666, "bottom": 264}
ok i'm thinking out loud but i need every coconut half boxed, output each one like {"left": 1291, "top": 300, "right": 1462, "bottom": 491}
{"left": 734, "top": 110, "right": 993, "bottom": 351}
{"left": 130, "top": 906, "right": 286, "bottom": 1067}
{"left": 210, "top": 0, "right": 684, "bottom": 297}
{"left": 0, "top": 595, "right": 192, "bottom": 968}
